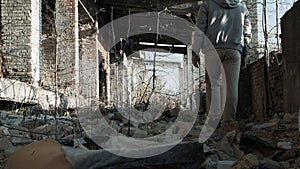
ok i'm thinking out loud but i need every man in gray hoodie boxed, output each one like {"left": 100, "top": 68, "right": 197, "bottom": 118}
{"left": 192, "top": 0, "right": 252, "bottom": 133}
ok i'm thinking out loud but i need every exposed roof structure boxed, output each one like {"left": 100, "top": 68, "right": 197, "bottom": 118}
{"left": 94, "top": 0, "right": 202, "bottom": 54}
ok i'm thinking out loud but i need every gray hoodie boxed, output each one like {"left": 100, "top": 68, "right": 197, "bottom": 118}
{"left": 195, "top": 0, "right": 252, "bottom": 53}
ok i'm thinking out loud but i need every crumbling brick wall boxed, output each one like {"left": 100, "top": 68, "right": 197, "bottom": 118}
{"left": 281, "top": 1, "right": 300, "bottom": 114}
{"left": 245, "top": 1, "right": 259, "bottom": 61}
{"left": 249, "top": 55, "right": 284, "bottom": 121}
{"left": 250, "top": 57, "right": 266, "bottom": 120}
{"left": 0, "top": 0, "right": 78, "bottom": 90}
{"left": 1, "top": 0, "right": 33, "bottom": 83}
{"left": 42, "top": 0, "right": 81, "bottom": 91}
{"left": 238, "top": 68, "right": 252, "bottom": 119}
{"left": 268, "top": 53, "right": 284, "bottom": 114}
{"left": 246, "top": 1, "right": 259, "bottom": 51}
{"left": 42, "top": 37, "right": 56, "bottom": 88}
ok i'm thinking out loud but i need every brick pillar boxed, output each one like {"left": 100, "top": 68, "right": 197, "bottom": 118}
{"left": 246, "top": 0, "right": 259, "bottom": 61}
{"left": 1, "top": 0, "right": 41, "bottom": 84}
{"left": 55, "top": 0, "right": 78, "bottom": 89}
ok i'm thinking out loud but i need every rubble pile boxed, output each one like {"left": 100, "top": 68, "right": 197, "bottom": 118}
{"left": 202, "top": 112, "right": 300, "bottom": 169}
{"left": 0, "top": 107, "right": 83, "bottom": 169}
{"left": 0, "top": 104, "right": 300, "bottom": 169}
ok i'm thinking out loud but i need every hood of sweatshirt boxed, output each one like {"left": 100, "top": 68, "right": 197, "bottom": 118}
{"left": 213, "top": 0, "right": 241, "bottom": 8}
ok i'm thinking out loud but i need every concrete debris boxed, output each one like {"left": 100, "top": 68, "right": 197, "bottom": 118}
{"left": 0, "top": 111, "right": 7, "bottom": 121}
{"left": 295, "top": 157, "right": 300, "bottom": 169}
{"left": 251, "top": 118, "right": 280, "bottom": 130}
{"left": 0, "top": 126, "right": 10, "bottom": 136}
{"left": 231, "top": 153, "right": 259, "bottom": 169}
{"left": 132, "top": 128, "right": 148, "bottom": 138}
{"left": 110, "top": 120, "right": 121, "bottom": 132}
{"left": 217, "top": 160, "right": 235, "bottom": 169}
{"left": 272, "top": 148, "right": 299, "bottom": 162}
{"left": 199, "top": 155, "right": 218, "bottom": 169}
{"left": 1, "top": 104, "right": 300, "bottom": 169}
{"left": 261, "top": 158, "right": 284, "bottom": 169}
{"left": 280, "top": 161, "right": 290, "bottom": 169}
{"left": 0, "top": 78, "right": 59, "bottom": 110}
{"left": 203, "top": 143, "right": 213, "bottom": 154}
{"left": 277, "top": 141, "right": 292, "bottom": 149}
{"left": 283, "top": 112, "right": 298, "bottom": 122}
{"left": 216, "top": 130, "right": 244, "bottom": 161}
{"left": 5, "top": 115, "right": 23, "bottom": 126}
{"left": 31, "top": 124, "right": 56, "bottom": 140}
{"left": 0, "top": 137, "right": 16, "bottom": 157}
{"left": 63, "top": 141, "right": 204, "bottom": 169}
{"left": 7, "top": 125, "right": 32, "bottom": 144}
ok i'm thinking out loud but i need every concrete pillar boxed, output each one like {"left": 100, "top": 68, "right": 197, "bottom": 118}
{"left": 30, "top": 0, "right": 42, "bottom": 86}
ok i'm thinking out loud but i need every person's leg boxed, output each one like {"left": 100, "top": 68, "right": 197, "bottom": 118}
{"left": 222, "top": 49, "right": 241, "bottom": 122}
{"left": 205, "top": 50, "right": 224, "bottom": 123}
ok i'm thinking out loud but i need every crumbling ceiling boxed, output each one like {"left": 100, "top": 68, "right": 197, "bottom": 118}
{"left": 93, "top": 0, "right": 201, "bottom": 54}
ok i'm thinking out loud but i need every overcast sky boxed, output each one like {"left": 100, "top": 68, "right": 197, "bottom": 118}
{"left": 257, "top": 0, "right": 297, "bottom": 50}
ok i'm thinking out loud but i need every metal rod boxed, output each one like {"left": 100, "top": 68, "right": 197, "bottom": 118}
{"left": 78, "top": 0, "right": 95, "bottom": 23}
{"left": 276, "top": 0, "right": 280, "bottom": 50}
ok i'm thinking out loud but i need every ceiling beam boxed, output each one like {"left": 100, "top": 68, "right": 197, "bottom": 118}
{"left": 98, "top": 0, "right": 199, "bottom": 9}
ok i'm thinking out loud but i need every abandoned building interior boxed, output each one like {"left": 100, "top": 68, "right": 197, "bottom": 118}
{"left": 0, "top": 0, "right": 300, "bottom": 168}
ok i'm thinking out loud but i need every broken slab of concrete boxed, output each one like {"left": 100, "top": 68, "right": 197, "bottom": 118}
{"left": 0, "top": 78, "right": 58, "bottom": 109}
{"left": 2, "top": 133, "right": 203, "bottom": 169}
{"left": 217, "top": 160, "right": 235, "bottom": 169}
{"left": 216, "top": 130, "right": 244, "bottom": 161}
{"left": 7, "top": 125, "right": 32, "bottom": 144}
{"left": 63, "top": 141, "right": 204, "bottom": 169}
{"left": 0, "top": 137, "right": 16, "bottom": 157}
{"left": 231, "top": 153, "right": 259, "bottom": 169}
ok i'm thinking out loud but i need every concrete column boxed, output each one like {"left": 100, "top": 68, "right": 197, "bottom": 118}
{"left": 75, "top": 0, "right": 80, "bottom": 91}
{"left": 30, "top": 0, "right": 42, "bottom": 86}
